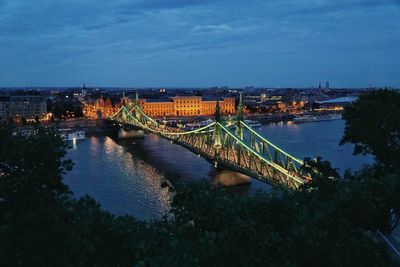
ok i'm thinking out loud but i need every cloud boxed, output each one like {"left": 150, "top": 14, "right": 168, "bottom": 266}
{"left": 0, "top": 0, "right": 399, "bottom": 87}
{"left": 288, "top": 0, "right": 400, "bottom": 16}
{"left": 193, "top": 24, "right": 232, "bottom": 33}
{"left": 122, "top": 0, "right": 214, "bottom": 10}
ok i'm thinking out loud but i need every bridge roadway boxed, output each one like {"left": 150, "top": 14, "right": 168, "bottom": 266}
{"left": 109, "top": 100, "right": 311, "bottom": 189}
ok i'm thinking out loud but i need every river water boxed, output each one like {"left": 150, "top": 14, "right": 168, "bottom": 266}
{"left": 64, "top": 119, "right": 372, "bottom": 220}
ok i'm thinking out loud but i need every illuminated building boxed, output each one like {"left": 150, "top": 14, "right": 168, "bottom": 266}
{"left": 314, "top": 97, "right": 356, "bottom": 111}
{"left": 137, "top": 98, "right": 174, "bottom": 117}
{"left": 133, "top": 96, "right": 235, "bottom": 117}
{"left": 83, "top": 96, "right": 122, "bottom": 119}
{"left": 85, "top": 95, "right": 235, "bottom": 119}
{"left": 0, "top": 96, "right": 47, "bottom": 122}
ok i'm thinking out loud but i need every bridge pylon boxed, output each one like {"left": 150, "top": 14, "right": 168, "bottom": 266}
{"left": 235, "top": 93, "right": 245, "bottom": 165}
{"left": 214, "top": 100, "right": 223, "bottom": 161}
{"left": 236, "top": 92, "right": 244, "bottom": 140}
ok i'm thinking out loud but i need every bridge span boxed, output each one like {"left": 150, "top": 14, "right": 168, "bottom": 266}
{"left": 109, "top": 94, "right": 311, "bottom": 189}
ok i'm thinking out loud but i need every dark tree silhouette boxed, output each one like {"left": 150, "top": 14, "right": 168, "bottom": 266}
{"left": 340, "top": 89, "right": 400, "bottom": 172}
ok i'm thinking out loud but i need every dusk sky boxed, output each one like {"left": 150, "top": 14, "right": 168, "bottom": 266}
{"left": 0, "top": 0, "right": 399, "bottom": 88}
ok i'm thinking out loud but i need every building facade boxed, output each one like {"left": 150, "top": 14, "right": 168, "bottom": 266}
{"left": 83, "top": 96, "right": 122, "bottom": 119}
{"left": 85, "top": 95, "right": 236, "bottom": 119}
{"left": 0, "top": 96, "right": 47, "bottom": 122}
{"left": 137, "top": 98, "right": 175, "bottom": 117}
{"left": 0, "top": 97, "right": 9, "bottom": 121}
{"left": 134, "top": 96, "right": 235, "bottom": 117}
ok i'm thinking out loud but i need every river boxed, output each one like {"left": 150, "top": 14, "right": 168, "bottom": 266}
{"left": 64, "top": 119, "right": 372, "bottom": 220}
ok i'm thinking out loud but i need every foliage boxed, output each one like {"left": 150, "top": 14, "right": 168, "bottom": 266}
{"left": 51, "top": 100, "right": 84, "bottom": 119}
{"left": 0, "top": 125, "right": 71, "bottom": 265}
{"left": 159, "top": 163, "right": 397, "bottom": 266}
{"left": 0, "top": 124, "right": 399, "bottom": 266}
{"left": 340, "top": 89, "right": 400, "bottom": 172}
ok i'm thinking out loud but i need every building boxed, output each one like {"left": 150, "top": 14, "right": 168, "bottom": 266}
{"left": 0, "top": 96, "right": 47, "bottom": 122}
{"left": 137, "top": 98, "right": 175, "bottom": 117}
{"left": 314, "top": 97, "right": 357, "bottom": 111}
{"left": 133, "top": 96, "right": 235, "bottom": 117}
{"left": 0, "top": 96, "right": 10, "bottom": 121}
{"left": 260, "top": 94, "right": 283, "bottom": 101}
{"left": 85, "top": 95, "right": 236, "bottom": 119}
{"left": 83, "top": 96, "right": 122, "bottom": 119}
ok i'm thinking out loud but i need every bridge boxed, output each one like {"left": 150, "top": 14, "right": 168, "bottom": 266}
{"left": 109, "top": 93, "right": 311, "bottom": 189}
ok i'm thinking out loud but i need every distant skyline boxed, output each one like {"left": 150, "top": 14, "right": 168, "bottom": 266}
{"left": 0, "top": 0, "right": 399, "bottom": 88}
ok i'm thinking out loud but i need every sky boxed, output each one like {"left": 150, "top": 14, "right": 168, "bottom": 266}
{"left": 0, "top": 0, "right": 399, "bottom": 88}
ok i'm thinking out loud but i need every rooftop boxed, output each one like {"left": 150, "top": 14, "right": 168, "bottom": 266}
{"left": 9, "top": 96, "right": 46, "bottom": 102}
{"left": 146, "top": 98, "right": 173, "bottom": 103}
{"left": 172, "top": 96, "right": 202, "bottom": 99}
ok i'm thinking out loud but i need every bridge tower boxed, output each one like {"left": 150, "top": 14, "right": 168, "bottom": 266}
{"left": 237, "top": 92, "right": 244, "bottom": 120}
{"left": 213, "top": 100, "right": 222, "bottom": 167}
{"left": 236, "top": 92, "right": 244, "bottom": 139}
{"left": 121, "top": 91, "right": 126, "bottom": 106}
{"left": 236, "top": 92, "right": 244, "bottom": 165}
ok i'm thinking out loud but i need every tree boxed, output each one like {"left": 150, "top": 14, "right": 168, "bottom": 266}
{"left": 46, "top": 98, "right": 53, "bottom": 112}
{"left": 0, "top": 125, "right": 73, "bottom": 265}
{"left": 52, "top": 104, "right": 62, "bottom": 118}
{"left": 73, "top": 105, "right": 84, "bottom": 117}
{"left": 340, "top": 89, "right": 400, "bottom": 172}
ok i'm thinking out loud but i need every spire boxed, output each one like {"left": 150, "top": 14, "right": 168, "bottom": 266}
{"left": 135, "top": 91, "right": 139, "bottom": 104}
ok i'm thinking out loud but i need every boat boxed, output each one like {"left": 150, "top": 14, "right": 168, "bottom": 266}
{"left": 198, "top": 119, "right": 213, "bottom": 126}
{"left": 293, "top": 113, "right": 342, "bottom": 123}
{"left": 244, "top": 119, "right": 262, "bottom": 128}
{"left": 59, "top": 129, "right": 86, "bottom": 141}
{"left": 183, "top": 119, "right": 214, "bottom": 130}
{"left": 183, "top": 123, "right": 203, "bottom": 131}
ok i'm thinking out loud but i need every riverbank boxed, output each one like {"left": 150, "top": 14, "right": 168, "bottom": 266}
{"left": 56, "top": 118, "right": 118, "bottom": 134}
{"left": 247, "top": 110, "right": 343, "bottom": 124}
{"left": 11, "top": 118, "right": 118, "bottom": 135}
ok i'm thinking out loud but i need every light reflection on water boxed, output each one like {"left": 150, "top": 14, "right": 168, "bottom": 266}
{"left": 65, "top": 136, "right": 172, "bottom": 220}
{"left": 64, "top": 119, "right": 372, "bottom": 220}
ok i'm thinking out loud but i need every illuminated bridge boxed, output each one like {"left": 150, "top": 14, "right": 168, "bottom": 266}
{"left": 109, "top": 94, "right": 311, "bottom": 189}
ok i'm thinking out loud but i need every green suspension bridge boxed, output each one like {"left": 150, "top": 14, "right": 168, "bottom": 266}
{"left": 109, "top": 94, "right": 311, "bottom": 189}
